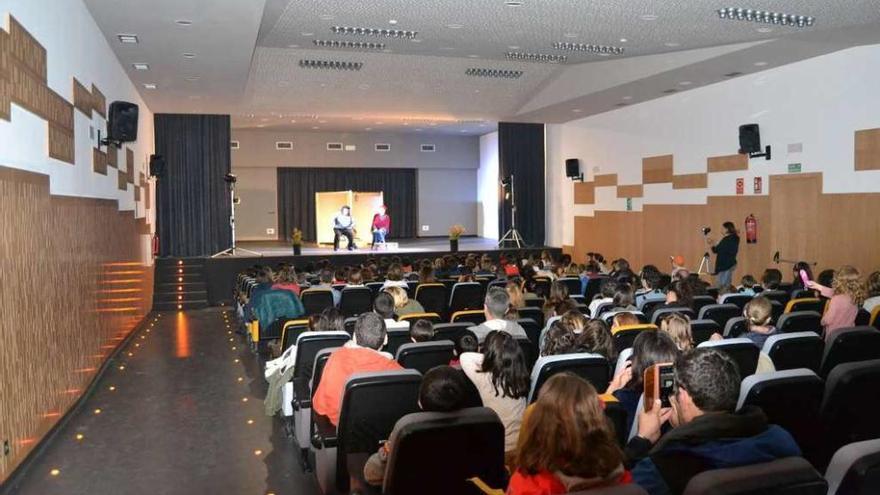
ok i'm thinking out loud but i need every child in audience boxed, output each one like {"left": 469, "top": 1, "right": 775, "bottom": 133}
{"left": 610, "top": 312, "right": 639, "bottom": 334}
{"left": 271, "top": 265, "right": 301, "bottom": 296}
{"left": 738, "top": 274, "right": 758, "bottom": 295}
{"left": 450, "top": 333, "right": 478, "bottom": 368}
{"left": 560, "top": 309, "right": 588, "bottom": 335}
{"left": 588, "top": 279, "right": 618, "bottom": 316}
{"left": 575, "top": 319, "right": 615, "bottom": 361}
{"left": 646, "top": 280, "right": 693, "bottom": 322}
{"left": 541, "top": 321, "right": 577, "bottom": 357}
{"left": 670, "top": 255, "right": 689, "bottom": 281}
{"left": 659, "top": 313, "right": 694, "bottom": 352}
{"left": 374, "top": 292, "right": 409, "bottom": 331}
{"left": 508, "top": 374, "right": 632, "bottom": 494}
{"left": 761, "top": 268, "right": 783, "bottom": 290}
{"left": 791, "top": 262, "right": 814, "bottom": 295}
{"left": 611, "top": 284, "right": 638, "bottom": 312}
{"left": 385, "top": 286, "right": 425, "bottom": 317}
{"left": 410, "top": 319, "right": 434, "bottom": 343}
{"left": 543, "top": 281, "right": 577, "bottom": 322}
{"left": 711, "top": 296, "right": 776, "bottom": 348}
{"left": 460, "top": 331, "right": 529, "bottom": 459}
{"left": 716, "top": 284, "right": 736, "bottom": 303}
{"left": 809, "top": 266, "right": 864, "bottom": 342}
{"left": 864, "top": 271, "right": 880, "bottom": 314}
{"left": 636, "top": 270, "right": 665, "bottom": 309}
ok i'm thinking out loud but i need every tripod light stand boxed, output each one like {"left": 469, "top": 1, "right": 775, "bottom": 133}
{"left": 212, "top": 174, "right": 262, "bottom": 258}
{"left": 498, "top": 174, "right": 524, "bottom": 248}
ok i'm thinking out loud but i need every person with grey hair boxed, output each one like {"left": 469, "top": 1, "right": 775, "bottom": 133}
{"left": 468, "top": 287, "right": 528, "bottom": 342}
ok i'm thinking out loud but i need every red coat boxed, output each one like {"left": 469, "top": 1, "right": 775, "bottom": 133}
{"left": 372, "top": 214, "right": 391, "bottom": 232}
{"left": 507, "top": 469, "right": 632, "bottom": 495}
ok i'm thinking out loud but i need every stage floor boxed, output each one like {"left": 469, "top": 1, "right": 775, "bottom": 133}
{"left": 235, "top": 237, "right": 514, "bottom": 257}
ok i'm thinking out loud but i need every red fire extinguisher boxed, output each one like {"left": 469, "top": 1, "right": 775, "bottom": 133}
{"left": 152, "top": 233, "right": 159, "bottom": 256}
{"left": 745, "top": 214, "right": 758, "bottom": 244}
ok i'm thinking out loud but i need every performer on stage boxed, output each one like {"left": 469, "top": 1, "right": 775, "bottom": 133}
{"left": 371, "top": 205, "right": 390, "bottom": 250}
{"left": 332, "top": 205, "right": 356, "bottom": 252}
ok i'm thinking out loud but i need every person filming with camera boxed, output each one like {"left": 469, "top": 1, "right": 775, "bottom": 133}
{"left": 705, "top": 222, "right": 740, "bottom": 289}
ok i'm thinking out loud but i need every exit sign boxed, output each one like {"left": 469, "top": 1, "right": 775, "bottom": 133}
{"left": 788, "top": 163, "right": 802, "bottom": 173}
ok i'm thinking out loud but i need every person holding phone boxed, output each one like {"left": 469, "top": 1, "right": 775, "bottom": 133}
{"left": 706, "top": 221, "right": 740, "bottom": 289}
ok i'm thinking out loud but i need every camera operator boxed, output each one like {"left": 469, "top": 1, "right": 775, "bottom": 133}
{"left": 706, "top": 222, "right": 740, "bottom": 289}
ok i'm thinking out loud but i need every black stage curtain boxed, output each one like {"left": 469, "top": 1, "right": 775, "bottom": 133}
{"left": 155, "top": 114, "right": 232, "bottom": 257}
{"left": 277, "top": 168, "right": 417, "bottom": 242}
{"left": 498, "top": 122, "right": 545, "bottom": 246}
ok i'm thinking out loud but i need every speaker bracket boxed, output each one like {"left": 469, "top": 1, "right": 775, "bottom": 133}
{"left": 744, "top": 145, "right": 771, "bottom": 161}
{"left": 97, "top": 129, "right": 122, "bottom": 150}
{"left": 568, "top": 173, "right": 584, "bottom": 182}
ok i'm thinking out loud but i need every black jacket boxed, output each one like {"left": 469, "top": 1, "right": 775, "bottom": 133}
{"left": 712, "top": 234, "right": 740, "bottom": 273}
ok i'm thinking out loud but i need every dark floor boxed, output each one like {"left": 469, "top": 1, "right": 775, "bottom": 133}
{"left": 10, "top": 308, "right": 317, "bottom": 495}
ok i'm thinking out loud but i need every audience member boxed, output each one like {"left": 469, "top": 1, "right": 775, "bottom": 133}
{"left": 809, "top": 265, "right": 863, "bottom": 342}
{"left": 385, "top": 286, "right": 425, "bottom": 317}
{"left": 543, "top": 281, "right": 578, "bottom": 322}
{"left": 864, "top": 271, "right": 880, "bottom": 314}
{"left": 381, "top": 263, "right": 409, "bottom": 290}
{"left": 344, "top": 268, "right": 365, "bottom": 288}
{"left": 790, "top": 261, "right": 814, "bottom": 294}
{"left": 738, "top": 274, "right": 758, "bottom": 295}
{"left": 541, "top": 321, "right": 577, "bottom": 357}
{"left": 712, "top": 296, "right": 775, "bottom": 348}
{"left": 450, "top": 332, "right": 478, "bottom": 367}
{"left": 658, "top": 313, "right": 693, "bottom": 352}
{"left": 589, "top": 279, "right": 618, "bottom": 316}
{"left": 646, "top": 280, "right": 693, "bottom": 322}
{"left": 612, "top": 284, "right": 638, "bottom": 312}
{"left": 271, "top": 265, "right": 301, "bottom": 296}
{"left": 575, "top": 319, "right": 615, "bottom": 361}
{"left": 636, "top": 270, "right": 665, "bottom": 308}
{"left": 506, "top": 280, "right": 527, "bottom": 311}
{"left": 469, "top": 288, "right": 529, "bottom": 342}
{"left": 314, "top": 269, "right": 342, "bottom": 306}
{"left": 409, "top": 319, "right": 434, "bottom": 343}
{"left": 374, "top": 292, "right": 409, "bottom": 331}
{"left": 760, "top": 268, "right": 783, "bottom": 291}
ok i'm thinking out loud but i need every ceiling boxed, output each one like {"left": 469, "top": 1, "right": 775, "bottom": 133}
{"left": 84, "top": 0, "right": 880, "bottom": 135}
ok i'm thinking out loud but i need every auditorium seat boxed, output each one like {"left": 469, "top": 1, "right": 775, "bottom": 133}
{"left": 640, "top": 299, "right": 666, "bottom": 319}
{"left": 450, "top": 309, "right": 486, "bottom": 325}
{"left": 280, "top": 318, "right": 310, "bottom": 352}
{"left": 524, "top": 298, "right": 543, "bottom": 308}
{"left": 611, "top": 324, "right": 657, "bottom": 354}
{"left": 312, "top": 370, "right": 421, "bottom": 495}
{"left": 516, "top": 336, "right": 538, "bottom": 370}
{"left": 557, "top": 277, "right": 583, "bottom": 297}
{"left": 737, "top": 369, "right": 824, "bottom": 458}
{"left": 340, "top": 287, "right": 373, "bottom": 317}
{"left": 820, "top": 327, "right": 880, "bottom": 377}
{"left": 698, "top": 303, "right": 741, "bottom": 329}
{"left": 487, "top": 279, "right": 507, "bottom": 291}
{"left": 343, "top": 317, "right": 357, "bottom": 335}
{"left": 366, "top": 281, "right": 385, "bottom": 298}
{"left": 651, "top": 307, "right": 696, "bottom": 325}
{"left": 871, "top": 307, "right": 880, "bottom": 330}
{"left": 689, "top": 319, "right": 722, "bottom": 346}
{"left": 517, "top": 306, "right": 544, "bottom": 327}
{"left": 584, "top": 276, "right": 607, "bottom": 303}
{"left": 593, "top": 301, "right": 615, "bottom": 319}
{"left": 398, "top": 312, "right": 443, "bottom": 324}
{"left": 820, "top": 360, "right": 880, "bottom": 468}
{"left": 570, "top": 485, "right": 648, "bottom": 495}
{"left": 448, "top": 282, "right": 484, "bottom": 315}
{"left": 615, "top": 348, "right": 633, "bottom": 377}
{"left": 575, "top": 303, "right": 591, "bottom": 315}
{"left": 570, "top": 294, "right": 585, "bottom": 305}
{"left": 395, "top": 341, "right": 455, "bottom": 374}
{"left": 406, "top": 280, "right": 419, "bottom": 297}
{"left": 528, "top": 353, "right": 610, "bottom": 402}
{"left": 785, "top": 297, "right": 826, "bottom": 314}
{"left": 691, "top": 295, "right": 717, "bottom": 315}
{"left": 777, "top": 311, "right": 823, "bottom": 334}
{"left": 299, "top": 347, "right": 338, "bottom": 468}
{"left": 533, "top": 277, "right": 552, "bottom": 299}
{"left": 415, "top": 283, "right": 448, "bottom": 316}
{"left": 384, "top": 329, "right": 411, "bottom": 357}
{"left": 431, "top": 323, "right": 472, "bottom": 343}
{"left": 723, "top": 317, "right": 748, "bottom": 338}
{"left": 697, "top": 338, "right": 759, "bottom": 377}
{"left": 681, "top": 457, "right": 826, "bottom": 495}
{"left": 825, "top": 439, "right": 880, "bottom": 495}
{"left": 855, "top": 308, "right": 871, "bottom": 326}
{"left": 603, "top": 401, "right": 632, "bottom": 450}
{"left": 770, "top": 300, "right": 785, "bottom": 324}
{"left": 791, "top": 289, "right": 813, "bottom": 300}
{"left": 517, "top": 318, "right": 541, "bottom": 349}
{"left": 761, "top": 332, "right": 824, "bottom": 373}
{"left": 761, "top": 289, "right": 791, "bottom": 307}
{"left": 719, "top": 293, "right": 752, "bottom": 310}
{"left": 382, "top": 408, "right": 506, "bottom": 495}
{"left": 602, "top": 310, "right": 647, "bottom": 325}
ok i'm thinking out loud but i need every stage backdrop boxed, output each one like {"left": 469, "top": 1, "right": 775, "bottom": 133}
{"left": 277, "top": 167, "right": 417, "bottom": 242}
{"left": 499, "top": 122, "right": 546, "bottom": 246}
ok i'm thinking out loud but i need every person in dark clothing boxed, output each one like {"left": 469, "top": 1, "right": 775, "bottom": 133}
{"left": 708, "top": 221, "right": 740, "bottom": 289}
{"left": 332, "top": 205, "right": 356, "bottom": 251}
{"left": 626, "top": 348, "right": 801, "bottom": 495}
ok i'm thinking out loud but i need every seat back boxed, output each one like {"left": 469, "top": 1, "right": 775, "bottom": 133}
{"left": 528, "top": 353, "right": 610, "bottom": 402}
{"left": 294, "top": 333, "right": 350, "bottom": 382}
{"left": 641, "top": 299, "right": 666, "bottom": 318}
{"left": 280, "top": 319, "right": 311, "bottom": 352}
{"left": 310, "top": 347, "right": 338, "bottom": 396}
{"left": 584, "top": 276, "right": 607, "bottom": 303}
{"left": 300, "top": 289, "right": 335, "bottom": 316}
{"left": 339, "top": 287, "right": 373, "bottom": 317}
{"left": 611, "top": 324, "right": 657, "bottom": 354}
{"left": 762, "top": 332, "right": 824, "bottom": 373}
{"left": 737, "top": 369, "right": 825, "bottom": 458}
{"left": 517, "top": 307, "right": 544, "bottom": 327}
{"left": 682, "top": 457, "right": 826, "bottom": 495}
{"left": 517, "top": 336, "right": 538, "bottom": 370}
{"left": 415, "top": 283, "right": 448, "bottom": 316}
{"left": 432, "top": 322, "right": 472, "bottom": 343}
{"left": 820, "top": 327, "right": 880, "bottom": 377}
{"left": 594, "top": 301, "right": 615, "bottom": 318}
{"left": 651, "top": 307, "right": 696, "bottom": 325}
{"left": 825, "top": 438, "right": 880, "bottom": 495}
{"left": 691, "top": 295, "right": 717, "bottom": 315}
{"left": 366, "top": 281, "right": 385, "bottom": 297}
{"left": 384, "top": 329, "right": 412, "bottom": 357}
{"left": 770, "top": 300, "right": 785, "bottom": 324}
{"left": 698, "top": 304, "right": 741, "bottom": 329}
{"left": 336, "top": 370, "right": 422, "bottom": 492}
{"left": 720, "top": 294, "right": 753, "bottom": 310}
{"left": 689, "top": 319, "right": 722, "bottom": 346}
{"left": 398, "top": 312, "right": 443, "bottom": 324}
{"left": 871, "top": 306, "right": 880, "bottom": 330}
{"left": 821, "top": 360, "right": 880, "bottom": 456}
{"left": 343, "top": 316, "right": 357, "bottom": 335}
{"left": 451, "top": 310, "right": 486, "bottom": 325}
{"left": 856, "top": 308, "right": 872, "bottom": 326}
{"left": 396, "top": 341, "right": 455, "bottom": 374}
{"left": 569, "top": 485, "right": 648, "bottom": 495}
{"left": 723, "top": 317, "right": 748, "bottom": 338}
{"left": 761, "top": 289, "right": 791, "bottom": 306}
{"left": 448, "top": 282, "right": 484, "bottom": 314}
{"left": 516, "top": 318, "right": 541, "bottom": 348}
{"left": 697, "top": 338, "right": 759, "bottom": 377}
{"left": 777, "top": 311, "right": 823, "bottom": 334}
{"left": 785, "top": 297, "right": 825, "bottom": 314}
{"left": 615, "top": 348, "right": 633, "bottom": 377}
{"left": 533, "top": 277, "right": 552, "bottom": 298}
{"left": 602, "top": 310, "right": 647, "bottom": 325}
{"left": 557, "top": 277, "right": 583, "bottom": 297}
{"left": 383, "top": 408, "right": 507, "bottom": 495}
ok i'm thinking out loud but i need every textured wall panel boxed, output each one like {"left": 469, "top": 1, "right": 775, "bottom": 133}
{"left": 672, "top": 173, "right": 708, "bottom": 189}
{"left": 93, "top": 147, "right": 107, "bottom": 175}
{"left": 0, "top": 165, "right": 152, "bottom": 481}
{"left": 126, "top": 148, "right": 134, "bottom": 184}
{"left": 707, "top": 153, "right": 749, "bottom": 172}
{"left": 573, "top": 181, "right": 594, "bottom": 204}
{"left": 594, "top": 173, "right": 618, "bottom": 187}
{"left": 642, "top": 154, "right": 674, "bottom": 184}
{"left": 617, "top": 184, "right": 644, "bottom": 198}
{"left": 855, "top": 128, "right": 880, "bottom": 171}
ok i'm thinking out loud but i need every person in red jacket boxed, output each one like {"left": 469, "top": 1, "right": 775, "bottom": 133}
{"left": 508, "top": 373, "right": 632, "bottom": 495}
{"left": 371, "top": 205, "right": 391, "bottom": 250}
{"left": 312, "top": 312, "right": 402, "bottom": 426}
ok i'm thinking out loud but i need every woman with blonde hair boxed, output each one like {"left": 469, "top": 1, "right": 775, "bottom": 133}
{"left": 508, "top": 373, "right": 632, "bottom": 494}
{"left": 384, "top": 286, "right": 425, "bottom": 317}
{"left": 808, "top": 265, "right": 864, "bottom": 342}
{"left": 659, "top": 313, "right": 694, "bottom": 352}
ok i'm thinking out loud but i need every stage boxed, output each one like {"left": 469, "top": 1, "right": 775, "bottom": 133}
{"left": 233, "top": 236, "right": 519, "bottom": 257}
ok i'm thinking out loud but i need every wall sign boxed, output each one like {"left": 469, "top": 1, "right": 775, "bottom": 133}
{"left": 626, "top": 198, "right": 633, "bottom": 211}
{"left": 736, "top": 178, "right": 745, "bottom": 195}
{"left": 754, "top": 177, "right": 763, "bottom": 194}
{"left": 788, "top": 163, "right": 802, "bottom": 173}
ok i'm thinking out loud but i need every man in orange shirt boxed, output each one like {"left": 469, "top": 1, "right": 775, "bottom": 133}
{"left": 312, "top": 312, "right": 402, "bottom": 426}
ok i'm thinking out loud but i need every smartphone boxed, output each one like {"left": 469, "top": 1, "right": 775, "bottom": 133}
{"left": 799, "top": 269, "right": 811, "bottom": 288}
{"left": 644, "top": 363, "right": 675, "bottom": 412}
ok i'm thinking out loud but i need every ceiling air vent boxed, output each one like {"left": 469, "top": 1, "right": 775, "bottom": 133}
{"left": 420, "top": 144, "right": 436, "bottom": 152}
{"left": 275, "top": 141, "right": 293, "bottom": 150}
{"left": 375, "top": 143, "right": 391, "bottom": 152}
{"left": 230, "top": 141, "right": 240, "bottom": 150}
{"left": 326, "top": 142, "right": 343, "bottom": 151}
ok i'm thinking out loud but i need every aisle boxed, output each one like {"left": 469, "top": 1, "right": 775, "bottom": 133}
{"left": 9, "top": 308, "right": 316, "bottom": 495}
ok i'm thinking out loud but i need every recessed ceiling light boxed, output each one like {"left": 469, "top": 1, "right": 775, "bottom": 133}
{"left": 183, "top": 53, "right": 196, "bottom": 58}
{"left": 622, "top": 95, "right": 633, "bottom": 100}
{"left": 754, "top": 61, "right": 769, "bottom": 66}
{"left": 756, "top": 27, "right": 774, "bottom": 33}
{"left": 505, "top": 0, "right": 524, "bottom": 6}
{"left": 290, "top": 119, "right": 297, "bottom": 123}
{"left": 662, "top": 88, "right": 678, "bottom": 94}
{"left": 376, "top": 121, "right": 384, "bottom": 124}
{"left": 415, "top": 128, "right": 423, "bottom": 131}
{"left": 640, "top": 14, "right": 658, "bottom": 21}
{"left": 388, "top": 19, "right": 398, "bottom": 25}
{"left": 440, "top": 46, "right": 456, "bottom": 51}
{"left": 143, "top": 83, "right": 157, "bottom": 89}
{"left": 411, "top": 38, "right": 422, "bottom": 43}
{"left": 288, "top": 44, "right": 300, "bottom": 48}
{"left": 620, "top": 38, "right": 628, "bottom": 43}
{"left": 403, "top": 122, "right": 409, "bottom": 126}
{"left": 460, "top": 129, "right": 467, "bottom": 133}
{"left": 312, "top": 126, "right": 320, "bottom": 130}
{"left": 319, "top": 120, "right": 327, "bottom": 124}
{"left": 678, "top": 80, "right": 692, "bottom": 86}
{"left": 717, "top": 8, "right": 815, "bottom": 28}
{"left": 175, "top": 19, "right": 193, "bottom": 26}
{"left": 185, "top": 76, "right": 200, "bottom": 81}
{"left": 446, "top": 23, "right": 464, "bottom": 29}
{"left": 723, "top": 71, "right": 744, "bottom": 78}
{"left": 358, "top": 83, "right": 370, "bottom": 90}
{"left": 117, "top": 34, "right": 139, "bottom": 44}
{"left": 257, "top": 124, "right": 266, "bottom": 128}
{"left": 467, "top": 54, "right": 479, "bottom": 58}
{"left": 664, "top": 42, "right": 680, "bottom": 47}
{"left": 508, "top": 45, "right": 520, "bottom": 50}
{"left": 301, "top": 32, "right": 314, "bottom": 36}
{"left": 132, "top": 63, "right": 149, "bottom": 71}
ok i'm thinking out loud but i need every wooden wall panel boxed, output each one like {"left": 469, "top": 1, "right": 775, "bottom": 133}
{"left": 642, "top": 154, "right": 674, "bottom": 184}
{"left": 594, "top": 174, "right": 618, "bottom": 187}
{"left": 93, "top": 147, "right": 107, "bottom": 175}
{"left": 0, "top": 29, "right": 11, "bottom": 121}
{"left": 770, "top": 174, "right": 821, "bottom": 272}
{"left": 672, "top": 173, "right": 708, "bottom": 189}
{"left": 617, "top": 184, "right": 644, "bottom": 198}
{"left": 0, "top": 165, "right": 152, "bottom": 481}
{"left": 126, "top": 148, "right": 135, "bottom": 184}
{"left": 107, "top": 145, "right": 118, "bottom": 169}
{"left": 855, "top": 128, "right": 880, "bottom": 171}
{"left": 574, "top": 182, "right": 595, "bottom": 204}
{"left": 707, "top": 153, "right": 749, "bottom": 173}
{"left": 117, "top": 168, "right": 128, "bottom": 190}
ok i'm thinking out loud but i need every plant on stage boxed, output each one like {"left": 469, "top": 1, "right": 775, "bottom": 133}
{"left": 290, "top": 228, "right": 303, "bottom": 246}
{"left": 448, "top": 224, "right": 466, "bottom": 240}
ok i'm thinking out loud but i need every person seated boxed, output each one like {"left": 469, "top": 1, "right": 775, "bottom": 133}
{"left": 506, "top": 280, "right": 527, "bottom": 312}
{"left": 385, "top": 286, "right": 425, "bottom": 317}
{"left": 374, "top": 292, "right": 409, "bottom": 331}
{"left": 816, "top": 269, "right": 836, "bottom": 298}
{"left": 271, "top": 265, "right": 301, "bottom": 296}
{"left": 611, "top": 284, "right": 639, "bottom": 312}
{"left": 589, "top": 278, "right": 619, "bottom": 316}
{"left": 710, "top": 296, "right": 775, "bottom": 347}
{"left": 542, "top": 281, "right": 578, "bottom": 322}
{"left": 332, "top": 205, "right": 356, "bottom": 252}
{"left": 628, "top": 348, "right": 801, "bottom": 495}
{"left": 605, "top": 331, "right": 680, "bottom": 434}
{"left": 362, "top": 366, "right": 472, "bottom": 487}
{"left": 574, "top": 318, "right": 616, "bottom": 361}
{"left": 468, "top": 288, "right": 529, "bottom": 343}
{"left": 738, "top": 274, "right": 758, "bottom": 296}
{"left": 808, "top": 265, "right": 863, "bottom": 343}
{"left": 611, "top": 312, "right": 640, "bottom": 333}
{"left": 658, "top": 313, "right": 693, "bottom": 352}
{"left": 790, "top": 261, "right": 814, "bottom": 295}
{"left": 312, "top": 313, "right": 403, "bottom": 426}
{"left": 670, "top": 255, "right": 689, "bottom": 282}
{"left": 460, "top": 331, "right": 529, "bottom": 460}
{"left": 370, "top": 204, "right": 390, "bottom": 250}
{"left": 646, "top": 280, "right": 693, "bottom": 322}
{"left": 409, "top": 319, "right": 434, "bottom": 343}
{"left": 636, "top": 269, "right": 666, "bottom": 309}
{"left": 760, "top": 268, "right": 783, "bottom": 291}
{"left": 449, "top": 332, "right": 478, "bottom": 368}
{"left": 344, "top": 268, "right": 366, "bottom": 289}
{"left": 381, "top": 263, "right": 410, "bottom": 290}
{"left": 540, "top": 321, "right": 578, "bottom": 357}
{"left": 313, "top": 269, "right": 341, "bottom": 307}
{"left": 508, "top": 373, "right": 633, "bottom": 494}
{"left": 864, "top": 271, "right": 880, "bottom": 314}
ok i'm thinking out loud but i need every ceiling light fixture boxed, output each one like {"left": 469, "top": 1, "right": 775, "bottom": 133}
{"left": 331, "top": 25, "right": 418, "bottom": 39}
{"left": 132, "top": 63, "right": 149, "bottom": 71}
{"left": 183, "top": 53, "right": 196, "bottom": 58}
{"left": 678, "top": 80, "right": 692, "bottom": 86}
{"left": 143, "top": 83, "right": 157, "bottom": 89}
{"left": 388, "top": 19, "right": 398, "bottom": 25}
{"left": 620, "top": 38, "right": 628, "bottom": 43}
{"left": 506, "top": 51, "right": 567, "bottom": 63}
{"left": 313, "top": 39, "right": 386, "bottom": 50}
{"left": 299, "top": 59, "right": 363, "bottom": 70}
{"left": 640, "top": 14, "right": 658, "bottom": 21}
{"left": 465, "top": 67, "right": 523, "bottom": 79}
{"left": 754, "top": 61, "right": 769, "bottom": 66}
{"left": 664, "top": 42, "right": 680, "bottom": 47}
{"left": 716, "top": 8, "right": 815, "bottom": 28}
{"left": 175, "top": 19, "right": 193, "bottom": 26}
{"left": 117, "top": 34, "right": 138, "bottom": 44}
{"left": 552, "top": 42, "right": 624, "bottom": 55}
{"left": 446, "top": 23, "right": 464, "bottom": 29}
{"left": 505, "top": 1, "right": 524, "bottom": 6}
{"left": 185, "top": 76, "right": 200, "bottom": 81}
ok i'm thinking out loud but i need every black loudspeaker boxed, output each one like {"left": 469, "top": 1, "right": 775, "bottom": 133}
{"left": 107, "top": 101, "right": 139, "bottom": 143}
{"left": 739, "top": 124, "right": 761, "bottom": 154}
{"left": 565, "top": 158, "right": 581, "bottom": 178}
{"left": 149, "top": 154, "right": 165, "bottom": 178}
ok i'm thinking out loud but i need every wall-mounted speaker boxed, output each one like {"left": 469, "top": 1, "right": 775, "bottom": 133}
{"left": 565, "top": 158, "right": 583, "bottom": 181}
{"left": 149, "top": 154, "right": 165, "bottom": 178}
{"left": 738, "top": 123, "right": 771, "bottom": 160}
{"left": 107, "top": 101, "right": 139, "bottom": 144}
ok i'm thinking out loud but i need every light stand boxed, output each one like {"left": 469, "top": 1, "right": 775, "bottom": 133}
{"left": 697, "top": 232, "right": 713, "bottom": 276}
{"left": 498, "top": 174, "right": 525, "bottom": 248}
{"left": 212, "top": 175, "right": 262, "bottom": 258}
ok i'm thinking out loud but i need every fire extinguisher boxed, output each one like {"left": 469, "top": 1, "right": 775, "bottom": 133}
{"left": 152, "top": 233, "right": 159, "bottom": 256}
{"left": 745, "top": 214, "right": 758, "bottom": 244}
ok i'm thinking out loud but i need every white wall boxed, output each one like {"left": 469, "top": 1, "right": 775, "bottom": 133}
{"left": 0, "top": 3, "right": 154, "bottom": 227}
{"left": 477, "top": 132, "right": 499, "bottom": 239}
{"left": 546, "top": 44, "right": 880, "bottom": 247}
